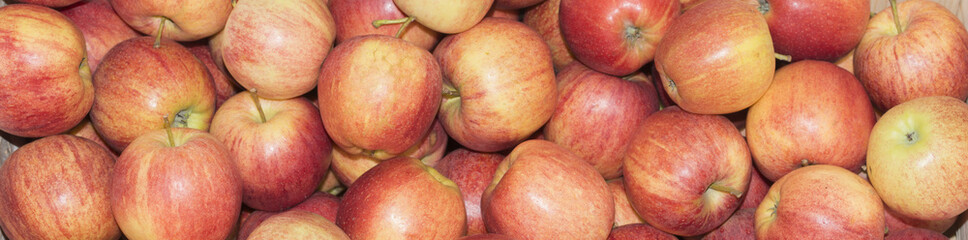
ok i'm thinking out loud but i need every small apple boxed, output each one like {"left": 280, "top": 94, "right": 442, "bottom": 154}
{"left": 434, "top": 148, "right": 505, "bottom": 235}
{"left": 760, "top": 0, "right": 869, "bottom": 61}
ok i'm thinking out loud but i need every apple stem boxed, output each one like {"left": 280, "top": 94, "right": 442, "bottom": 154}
{"left": 801, "top": 159, "right": 810, "bottom": 167}
{"left": 326, "top": 186, "right": 345, "bottom": 196}
{"left": 889, "top": 0, "right": 903, "bottom": 34}
{"left": 372, "top": 16, "right": 416, "bottom": 39}
{"left": 163, "top": 115, "right": 175, "bottom": 147}
{"left": 249, "top": 89, "right": 267, "bottom": 123}
{"left": 709, "top": 182, "right": 743, "bottom": 198}
{"left": 442, "top": 89, "right": 460, "bottom": 99}
{"left": 774, "top": 53, "right": 792, "bottom": 62}
{"left": 231, "top": 0, "right": 237, "bottom": 7}
{"left": 154, "top": 17, "right": 167, "bottom": 49}
{"left": 757, "top": 0, "right": 770, "bottom": 14}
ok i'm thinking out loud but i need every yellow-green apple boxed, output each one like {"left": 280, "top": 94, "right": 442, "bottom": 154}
{"left": 329, "top": 0, "right": 441, "bottom": 50}
{"left": 486, "top": 7, "right": 521, "bottom": 21}
{"left": 0, "top": 135, "right": 120, "bottom": 240}
{"left": 60, "top": 0, "right": 140, "bottom": 71}
{"left": 523, "top": 0, "right": 576, "bottom": 70}
{"left": 109, "top": 0, "right": 230, "bottom": 41}
{"left": 701, "top": 208, "right": 755, "bottom": 240}
{"left": 210, "top": 93, "right": 331, "bottom": 211}
{"left": 435, "top": 18, "right": 557, "bottom": 153}
{"left": 494, "top": 0, "right": 544, "bottom": 10}
{"left": 755, "top": 165, "right": 885, "bottom": 239}
{"left": 559, "top": 0, "right": 679, "bottom": 76}
{"left": 747, "top": 60, "right": 876, "bottom": 182}
{"left": 0, "top": 4, "right": 93, "bottom": 138}
{"left": 90, "top": 37, "right": 215, "bottom": 152}
{"left": 607, "top": 223, "right": 678, "bottom": 240}
{"left": 481, "top": 140, "right": 614, "bottom": 239}
{"left": 867, "top": 96, "right": 968, "bottom": 221}
{"left": 654, "top": 0, "right": 775, "bottom": 114}
{"left": 318, "top": 35, "right": 440, "bottom": 160}
{"left": 739, "top": 167, "right": 770, "bottom": 209}
{"left": 111, "top": 128, "right": 242, "bottom": 240}
{"left": 885, "top": 207, "right": 956, "bottom": 234}
{"left": 67, "top": 118, "right": 113, "bottom": 154}
{"left": 392, "top": 0, "right": 493, "bottom": 34}
{"left": 247, "top": 210, "right": 350, "bottom": 240}
{"left": 854, "top": 0, "right": 968, "bottom": 111}
{"left": 330, "top": 119, "right": 447, "bottom": 186}
{"left": 335, "top": 157, "right": 466, "bottom": 239}
{"left": 623, "top": 106, "right": 751, "bottom": 237}
{"left": 215, "top": 0, "right": 336, "bottom": 100}
{"left": 886, "top": 228, "right": 949, "bottom": 240}
{"left": 434, "top": 148, "right": 505, "bottom": 235}
{"left": 459, "top": 233, "right": 518, "bottom": 240}
{"left": 608, "top": 178, "right": 646, "bottom": 227}
{"left": 544, "top": 63, "right": 660, "bottom": 179}
{"left": 760, "top": 0, "right": 869, "bottom": 61}
{"left": 186, "top": 42, "right": 238, "bottom": 109}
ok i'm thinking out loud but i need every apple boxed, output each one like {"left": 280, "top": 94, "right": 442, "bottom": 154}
{"left": 755, "top": 165, "right": 885, "bottom": 239}
{"left": 559, "top": 0, "right": 679, "bottom": 76}
{"left": 680, "top": 0, "right": 707, "bottom": 10}
{"left": 237, "top": 192, "right": 341, "bottom": 240}
{"left": 608, "top": 178, "right": 645, "bottom": 227}
{"left": 486, "top": 7, "right": 521, "bottom": 21}
{"left": 482, "top": 140, "right": 613, "bottom": 239}
{"left": 607, "top": 223, "right": 678, "bottom": 240}
{"left": 17, "top": 0, "right": 80, "bottom": 7}
{"left": 60, "top": 0, "right": 140, "bottom": 71}
{"left": 329, "top": 0, "right": 441, "bottom": 50}
{"left": 330, "top": 119, "right": 447, "bottom": 186}
{"left": 0, "top": 4, "right": 93, "bottom": 138}
{"left": 835, "top": 49, "right": 855, "bottom": 74}
{"left": 247, "top": 210, "right": 350, "bottom": 240}
{"left": 336, "top": 157, "right": 466, "bottom": 239}
{"left": 0, "top": 135, "right": 120, "bottom": 240}
{"left": 111, "top": 127, "right": 242, "bottom": 240}
{"left": 109, "top": 0, "right": 230, "bottom": 41}
{"left": 210, "top": 92, "right": 331, "bottom": 211}
{"left": 544, "top": 62, "right": 660, "bottom": 179}
{"left": 886, "top": 228, "right": 949, "bottom": 240}
{"left": 702, "top": 208, "right": 755, "bottom": 240}
{"left": 238, "top": 210, "right": 275, "bottom": 240}
{"left": 318, "top": 35, "right": 440, "bottom": 159}
{"left": 436, "top": 18, "right": 557, "bottom": 153}
{"left": 522, "top": 0, "right": 576, "bottom": 70}
{"left": 739, "top": 167, "right": 770, "bottom": 209}
{"left": 458, "top": 233, "right": 518, "bottom": 240}
{"left": 854, "top": 0, "right": 968, "bottom": 111}
{"left": 434, "top": 148, "right": 505, "bottom": 235}
{"left": 623, "top": 106, "right": 751, "bottom": 237}
{"left": 90, "top": 36, "right": 215, "bottom": 152}
{"left": 392, "top": 0, "right": 493, "bottom": 34}
{"left": 318, "top": 170, "right": 344, "bottom": 194}
{"left": 654, "top": 0, "right": 775, "bottom": 114}
{"left": 867, "top": 96, "right": 968, "bottom": 221}
{"left": 186, "top": 42, "right": 238, "bottom": 109}
{"left": 885, "top": 207, "right": 956, "bottom": 234}
{"left": 747, "top": 60, "right": 876, "bottom": 182}
{"left": 493, "top": 0, "right": 544, "bottom": 10}
{"left": 215, "top": 0, "right": 336, "bottom": 100}
{"left": 760, "top": 0, "right": 869, "bottom": 61}
{"left": 67, "top": 118, "right": 113, "bottom": 154}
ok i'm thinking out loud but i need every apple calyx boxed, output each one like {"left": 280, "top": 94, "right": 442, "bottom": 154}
{"left": 623, "top": 23, "right": 643, "bottom": 43}
{"left": 372, "top": 16, "right": 417, "bottom": 39}
{"left": 774, "top": 53, "right": 792, "bottom": 62}
{"left": 708, "top": 182, "right": 743, "bottom": 198}
{"left": 153, "top": 17, "right": 168, "bottom": 49}
{"left": 248, "top": 89, "right": 267, "bottom": 123}
{"left": 889, "top": 0, "right": 904, "bottom": 34}
{"left": 163, "top": 115, "right": 175, "bottom": 147}
{"left": 757, "top": 0, "right": 770, "bottom": 14}
{"left": 904, "top": 131, "right": 919, "bottom": 145}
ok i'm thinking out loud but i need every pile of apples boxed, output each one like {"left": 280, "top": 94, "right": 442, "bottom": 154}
{"left": 0, "top": 0, "right": 967, "bottom": 239}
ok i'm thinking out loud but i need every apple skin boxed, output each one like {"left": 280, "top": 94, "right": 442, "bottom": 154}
{"left": 110, "top": 128, "right": 243, "bottom": 240}
{"left": 458, "top": 233, "right": 519, "bottom": 240}
{"left": 67, "top": 118, "right": 114, "bottom": 155}
{"left": 329, "top": 0, "right": 441, "bottom": 50}
{"left": 867, "top": 96, "right": 968, "bottom": 221}
{"left": 680, "top": 0, "right": 707, "bottom": 10}
{"left": 0, "top": 4, "right": 93, "bottom": 138}
{"left": 336, "top": 157, "right": 467, "bottom": 239}
{"left": 608, "top": 178, "right": 645, "bottom": 227}
{"left": 544, "top": 63, "right": 660, "bottom": 179}
{"left": 762, "top": 0, "right": 869, "bottom": 61}
{"left": 481, "top": 140, "right": 614, "bottom": 239}
{"left": 210, "top": 93, "right": 331, "bottom": 211}
{"left": 236, "top": 192, "right": 341, "bottom": 240}
{"left": 739, "top": 167, "right": 770, "bottom": 209}
{"left": 330, "top": 120, "right": 448, "bottom": 186}
{"left": 186, "top": 42, "right": 238, "bottom": 109}
{"left": 486, "top": 7, "right": 521, "bottom": 21}
{"left": 434, "top": 148, "right": 505, "bottom": 235}
{"left": 607, "top": 223, "right": 678, "bottom": 240}
{"left": 835, "top": 49, "right": 855, "bottom": 74}
{"left": 854, "top": 0, "right": 968, "bottom": 111}
{"left": 522, "top": 0, "right": 576, "bottom": 70}
{"left": 559, "top": 0, "right": 679, "bottom": 76}
{"left": 90, "top": 36, "right": 215, "bottom": 153}
{"left": 237, "top": 211, "right": 276, "bottom": 240}
{"left": 215, "top": 0, "right": 336, "bottom": 100}
{"left": 0, "top": 135, "right": 121, "bottom": 240}
{"left": 701, "top": 208, "right": 755, "bottom": 240}
{"left": 654, "top": 0, "right": 775, "bottom": 115}
{"left": 392, "top": 0, "right": 493, "bottom": 34}
{"left": 623, "top": 106, "right": 751, "bottom": 237}
{"left": 755, "top": 165, "right": 885, "bottom": 239}
{"left": 435, "top": 18, "right": 557, "bottom": 153}
{"left": 747, "top": 60, "right": 876, "bottom": 182}
{"left": 17, "top": 0, "right": 81, "bottom": 7}
{"left": 493, "top": 0, "right": 544, "bottom": 10}
{"left": 886, "top": 227, "right": 949, "bottom": 240}
{"left": 247, "top": 210, "right": 350, "bottom": 240}
{"left": 60, "top": 0, "right": 140, "bottom": 71}
{"left": 885, "top": 207, "right": 955, "bottom": 234}
{"left": 109, "top": 0, "right": 230, "bottom": 41}
{"left": 318, "top": 35, "right": 441, "bottom": 159}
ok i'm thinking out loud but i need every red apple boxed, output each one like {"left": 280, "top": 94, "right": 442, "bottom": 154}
{"left": 680, "top": 0, "right": 707, "bottom": 10}
{"left": 330, "top": 119, "right": 447, "bottom": 186}
{"left": 607, "top": 223, "right": 677, "bottom": 240}
{"left": 459, "top": 233, "right": 519, "bottom": 240}
{"left": 18, "top": 0, "right": 80, "bottom": 7}
{"left": 544, "top": 62, "right": 660, "bottom": 179}
{"left": 247, "top": 210, "right": 350, "bottom": 240}
{"left": 186, "top": 42, "right": 238, "bottom": 109}
{"left": 0, "top": 4, "right": 93, "bottom": 138}
{"left": 0, "top": 135, "right": 120, "bottom": 240}
{"left": 761, "top": 0, "right": 869, "bottom": 61}
{"left": 435, "top": 18, "right": 557, "bottom": 152}
{"left": 67, "top": 118, "right": 113, "bottom": 154}
{"left": 654, "top": 0, "right": 775, "bottom": 114}
{"left": 702, "top": 208, "right": 755, "bottom": 240}
{"left": 482, "top": 140, "right": 614, "bottom": 239}
{"left": 854, "top": 0, "right": 968, "bottom": 111}
{"left": 336, "top": 157, "right": 466, "bottom": 239}
{"left": 393, "top": 0, "right": 493, "bottom": 34}
{"left": 111, "top": 128, "right": 242, "bottom": 240}
{"left": 755, "top": 165, "right": 885, "bottom": 239}
{"left": 886, "top": 227, "right": 949, "bottom": 240}
{"left": 522, "top": 0, "right": 576, "bottom": 70}
{"left": 486, "top": 7, "right": 521, "bottom": 21}
{"left": 608, "top": 178, "right": 645, "bottom": 227}
{"left": 60, "top": 0, "right": 140, "bottom": 71}
{"left": 739, "top": 167, "right": 770, "bottom": 209}
{"left": 329, "top": 0, "right": 441, "bottom": 50}
{"left": 559, "top": 0, "right": 679, "bottom": 76}
{"left": 623, "top": 106, "right": 751, "bottom": 237}
{"left": 290, "top": 192, "right": 341, "bottom": 222}
{"left": 237, "top": 210, "right": 275, "bottom": 240}
{"left": 434, "top": 148, "right": 505, "bottom": 235}
{"left": 493, "top": 0, "right": 544, "bottom": 10}
{"left": 109, "top": 0, "right": 230, "bottom": 41}
{"left": 91, "top": 37, "right": 215, "bottom": 152}
{"left": 886, "top": 207, "right": 956, "bottom": 234}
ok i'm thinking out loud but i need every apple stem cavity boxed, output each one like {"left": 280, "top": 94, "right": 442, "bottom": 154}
{"left": 708, "top": 182, "right": 743, "bottom": 198}
{"left": 624, "top": 23, "right": 642, "bottom": 43}
{"left": 249, "top": 89, "right": 267, "bottom": 123}
{"left": 154, "top": 17, "right": 167, "bottom": 49}
{"left": 757, "top": 0, "right": 770, "bottom": 14}
{"left": 889, "top": 0, "right": 903, "bottom": 34}
{"left": 442, "top": 89, "right": 460, "bottom": 99}
{"left": 774, "top": 53, "right": 792, "bottom": 62}
{"left": 372, "top": 16, "right": 416, "bottom": 38}
{"left": 163, "top": 115, "right": 175, "bottom": 147}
